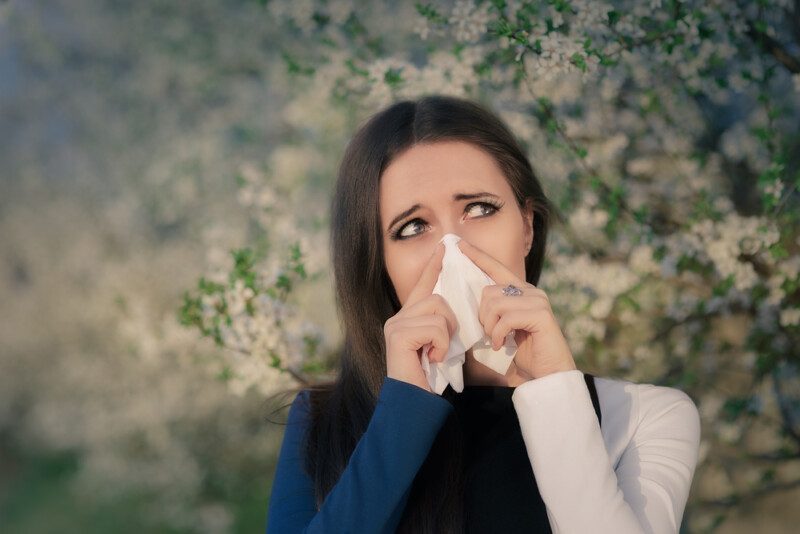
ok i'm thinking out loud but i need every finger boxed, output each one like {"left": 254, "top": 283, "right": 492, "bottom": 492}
{"left": 480, "top": 294, "right": 536, "bottom": 340}
{"left": 403, "top": 295, "right": 458, "bottom": 341}
{"left": 410, "top": 324, "right": 449, "bottom": 362}
{"left": 400, "top": 312, "right": 456, "bottom": 341}
{"left": 456, "top": 238, "right": 523, "bottom": 287}
{"left": 489, "top": 310, "right": 530, "bottom": 351}
{"left": 404, "top": 241, "right": 445, "bottom": 308}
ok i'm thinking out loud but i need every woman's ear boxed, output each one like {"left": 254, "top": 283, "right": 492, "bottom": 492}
{"left": 522, "top": 198, "right": 534, "bottom": 254}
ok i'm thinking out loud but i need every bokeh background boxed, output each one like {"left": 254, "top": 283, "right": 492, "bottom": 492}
{"left": 1, "top": 0, "right": 800, "bottom": 532}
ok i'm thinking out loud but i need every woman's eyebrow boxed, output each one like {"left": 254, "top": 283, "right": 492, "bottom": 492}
{"left": 386, "top": 191, "right": 500, "bottom": 231}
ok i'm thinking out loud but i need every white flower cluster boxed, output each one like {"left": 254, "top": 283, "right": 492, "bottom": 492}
{"left": 524, "top": 30, "right": 600, "bottom": 82}
{"left": 215, "top": 281, "right": 323, "bottom": 396}
{"left": 665, "top": 213, "right": 781, "bottom": 292}
{"left": 754, "top": 251, "right": 800, "bottom": 313}
{"left": 570, "top": 0, "right": 613, "bottom": 33}
{"left": 235, "top": 162, "right": 277, "bottom": 211}
{"left": 563, "top": 314, "right": 607, "bottom": 354}
{"left": 413, "top": 15, "right": 434, "bottom": 41}
{"left": 362, "top": 56, "right": 419, "bottom": 109}
{"left": 780, "top": 307, "right": 800, "bottom": 327}
{"left": 719, "top": 120, "right": 771, "bottom": 170}
{"left": 227, "top": 316, "right": 325, "bottom": 397}
{"left": 267, "top": 0, "right": 316, "bottom": 35}
{"left": 499, "top": 109, "right": 537, "bottom": 142}
{"left": 763, "top": 179, "right": 784, "bottom": 199}
{"left": 326, "top": 0, "right": 354, "bottom": 25}
{"left": 568, "top": 203, "right": 611, "bottom": 245}
{"left": 664, "top": 290, "right": 701, "bottom": 322}
{"left": 629, "top": 244, "right": 662, "bottom": 276}
{"left": 357, "top": 45, "right": 486, "bottom": 110}
{"left": 544, "top": 249, "right": 641, "bottom": 354}
{"left": 448, "top": 0, "right": 493, "bottom": 43}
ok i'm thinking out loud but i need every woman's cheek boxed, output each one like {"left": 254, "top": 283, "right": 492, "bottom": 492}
{"left": 394, "top": 254, "right": 425, "bottom": 306}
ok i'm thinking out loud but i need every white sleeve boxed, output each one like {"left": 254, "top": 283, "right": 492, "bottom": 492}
{"left": 511, "top": 369, "right": 701, "bottom": 534}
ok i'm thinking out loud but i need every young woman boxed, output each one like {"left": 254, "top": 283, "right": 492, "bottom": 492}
{"left": 265, "top": 95, "right": 701, "bottom": 533}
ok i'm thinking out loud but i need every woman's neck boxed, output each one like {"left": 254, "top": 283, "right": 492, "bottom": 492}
{"left": 462, "top": 348, "right": 532, "bottom": 387}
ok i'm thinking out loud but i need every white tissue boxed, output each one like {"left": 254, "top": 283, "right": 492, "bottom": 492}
{"left": 420, "top": 233, "right": 517, "bottom": 395}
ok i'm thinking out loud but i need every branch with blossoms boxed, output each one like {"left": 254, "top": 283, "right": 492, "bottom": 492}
{"left": 188, "top": 1, "right": 800, "bottom": 529}
{"left": 179, "top": 241, "right": 328, "bottom": 390}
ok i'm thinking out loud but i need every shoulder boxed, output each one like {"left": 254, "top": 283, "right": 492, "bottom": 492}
{"left": 282, "top": 389, "right": 313, "bottom": 437}
{"left": 291, "top": 389, "right": 311, "bottom": 411}
{"left": 593, "top": 374, "right": 699, "bottom": 426}
{"left": 592, "top": 375, "right": 701, "bottom": 467}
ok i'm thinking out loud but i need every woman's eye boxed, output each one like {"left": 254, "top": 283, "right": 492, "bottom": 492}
{"left": 466, "top": 202, "right": 498, "bottom": 218}
{"left": 397, "top": 219, "right": 426, "bottom": 239}
{"left": 393, "top": 201, "right": 501, "bottom": 240}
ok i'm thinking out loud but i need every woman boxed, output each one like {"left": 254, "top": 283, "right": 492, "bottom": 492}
{"left": 265, "top": 95, "right": 701, "bottom": 533}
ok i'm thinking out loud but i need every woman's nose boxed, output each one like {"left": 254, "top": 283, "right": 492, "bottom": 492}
{"left": 432, "top": 230, "right": 460, "bottom": 247}
{"left": 433, "top": 217, "right": 467, "bottom": 240}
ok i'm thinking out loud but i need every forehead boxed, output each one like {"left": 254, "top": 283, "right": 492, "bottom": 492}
{"left": 379, "top": 141, "right": 510, "bottom": 211}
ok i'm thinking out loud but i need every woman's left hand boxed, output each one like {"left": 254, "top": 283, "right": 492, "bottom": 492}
{"left": 457, "top": 238, "right": 578, "bottom": 380}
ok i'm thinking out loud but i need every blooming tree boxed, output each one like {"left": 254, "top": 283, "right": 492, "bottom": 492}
{"left": 0, "top": 0, "right": 323, "bottom": 530}
{"left": 179, "top": 0, "right": 800, "bottom": 530}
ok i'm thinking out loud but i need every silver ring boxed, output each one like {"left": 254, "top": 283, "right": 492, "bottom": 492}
{"left": 502, "top": 284, "right": 523, "bottom": 297}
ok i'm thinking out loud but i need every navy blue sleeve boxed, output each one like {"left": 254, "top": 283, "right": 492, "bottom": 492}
{"left": 265, "top": 376, "right": 454, "bottom": 534}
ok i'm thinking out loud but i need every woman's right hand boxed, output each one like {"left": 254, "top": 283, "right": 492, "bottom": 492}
{"left": 383, "top": 241, "right": 458, "bottom": 393}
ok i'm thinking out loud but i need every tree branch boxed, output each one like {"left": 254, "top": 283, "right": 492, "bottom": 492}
{"left": 772, "top": 365, "right": 800, "bottom": 447}
{"left": 745, "top": 20, "right": 800, "bottom": 74}
{"left": 698, "top": 476, "right": 800, "bottom": 508}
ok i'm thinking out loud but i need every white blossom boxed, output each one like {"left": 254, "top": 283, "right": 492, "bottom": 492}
{"left": 413, "top": 15, "right": 432, "bottom": 40}
{"left": 780, "top": 307, "right": 800, "bottom": 327}
{"left": 448, "top": 0, "right": 492, "bottom": 43}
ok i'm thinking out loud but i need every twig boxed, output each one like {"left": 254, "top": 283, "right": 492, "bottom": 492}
{"left": 745, "top": 19, "right": 800, "bottom": 74}
{"left": 772, "top": 365, "right": 800, "bottom": 447}
{"left": 698, "top": 476, "right": 800, "bottom": 507}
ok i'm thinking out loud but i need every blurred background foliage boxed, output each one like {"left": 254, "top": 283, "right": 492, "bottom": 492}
{"left": 2, "top": 0, "right": 800, "bottom": 532}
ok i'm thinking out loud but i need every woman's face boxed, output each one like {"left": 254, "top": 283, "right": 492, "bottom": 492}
{"left": 380, "top": 140, "right": 534, "bottom": 307}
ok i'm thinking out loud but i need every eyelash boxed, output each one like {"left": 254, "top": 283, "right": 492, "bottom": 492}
{"left": 390, "top": 200, "right": 504, "bottom": 241}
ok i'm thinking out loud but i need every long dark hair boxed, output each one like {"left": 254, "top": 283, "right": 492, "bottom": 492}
{"left": 274, "top": 95, "right": 558, "bottom": 533}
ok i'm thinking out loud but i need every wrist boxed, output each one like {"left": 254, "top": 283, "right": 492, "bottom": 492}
{"left": 530, "top": 362, "right": 579, "bottom": 381}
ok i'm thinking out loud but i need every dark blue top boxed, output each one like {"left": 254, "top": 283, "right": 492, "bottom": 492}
{"left": 265, "top": 374, "right": 600, "bottom": 533}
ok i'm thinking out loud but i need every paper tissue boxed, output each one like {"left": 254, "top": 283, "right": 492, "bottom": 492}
{"left": 420, "top": 233, "right": 518, "bottom": 395}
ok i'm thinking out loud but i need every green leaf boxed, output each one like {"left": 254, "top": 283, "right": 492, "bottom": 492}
{"left": 302, "top": 334, "right": 321, "bottom": 358}
{"left": 415, "top": 2, "right": 448, "bottom": 24}
{"left": 712, "top": 274, "right": 735, "bottom": 296}
{"left": 345, "top": 58, "right": 370, "bottom": 77}
{"left": 269, "top": 350, "right": 282, "bottom": 369}
{"left": 768, "top": 242, "right": 788, "bottom": 260}
{"left": 178, "top": 292, "right": 203, "bottom": 327}
{"left": 633, "top": 206, "right": 649, "bottom": 224}
{"left": 571, "top": 52, "right": 587, "bottom": 72}
{"left": 721, "top": 395, "right": 759, "bottom": 421}
{"left": 342, "top": 12, "right": 368, "bottom": 37}
{"left": 280, "top": 51, "right": 315, "bottom": 76}
{"left": 275, "top": 273, "right": 292, "bottom": 292}
{"left": 199, "top": 276, "right": 226, "bottom": 295}
{"left": 384, "top": 67, "right": 404, "bottom": 87}
{"left": 301, "top": 360, "right": 327, "bottom": 374}
{"left": 216, "top": 365, "right": 234, "bottom": 382}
